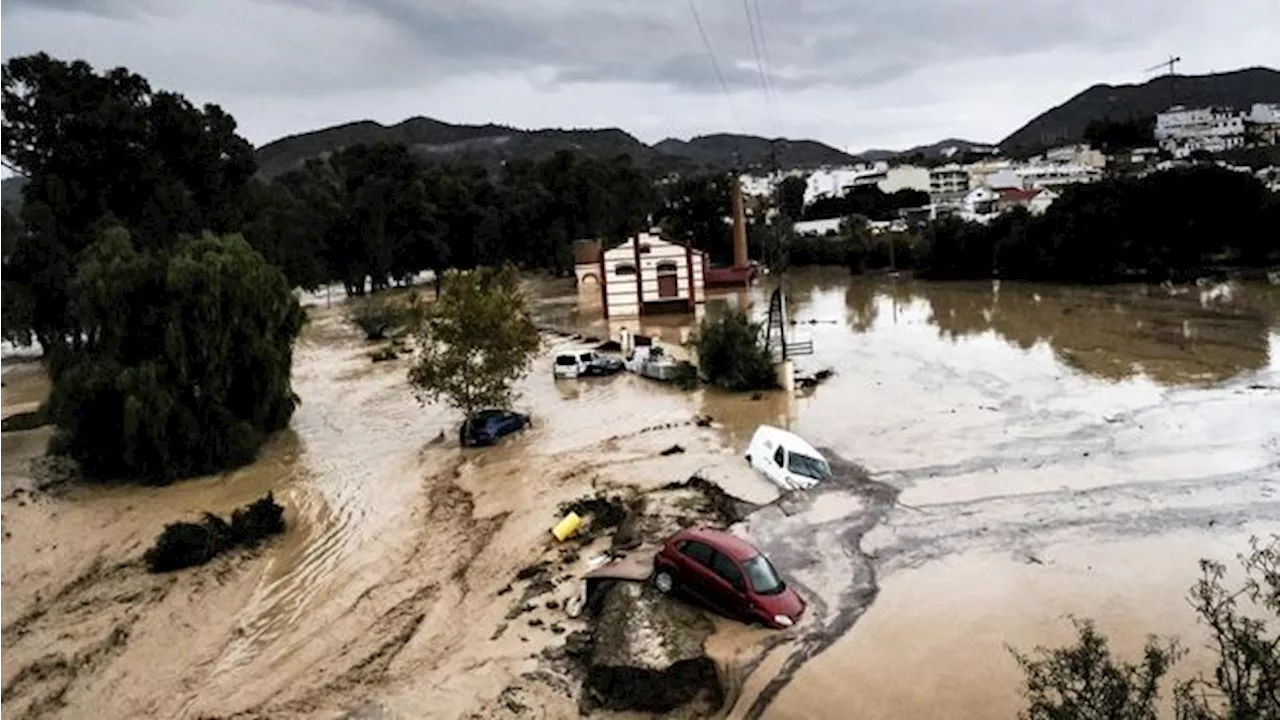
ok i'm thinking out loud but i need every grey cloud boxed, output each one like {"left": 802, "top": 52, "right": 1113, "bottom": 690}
{"left": 1, "top": 0, "right": 1219, "bottom": 98}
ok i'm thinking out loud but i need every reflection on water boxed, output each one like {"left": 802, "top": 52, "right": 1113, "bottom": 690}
{"left": 532, "top": 269, "right": 1279, "bottom": 389}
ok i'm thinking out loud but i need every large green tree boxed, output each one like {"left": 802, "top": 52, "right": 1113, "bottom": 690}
{"left": 46, "top": 230, "right": 303, "bottom": 483}
{"left": 2, "top": 53, "right": 256, "bottom": 366}
{"left": 408, "top": 264, "right": 541, "bottom": 422}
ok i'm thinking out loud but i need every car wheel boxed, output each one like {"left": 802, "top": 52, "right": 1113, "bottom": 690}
{"left": 653, "top": 570, "right": 675, "bottom": 594}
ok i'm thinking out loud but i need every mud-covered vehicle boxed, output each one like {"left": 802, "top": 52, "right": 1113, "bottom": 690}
{"left": 745, "top": 425, "right": 830, "bottom": 491}
{"left": 459, "top": 409, "right": 530, "bottom": 447}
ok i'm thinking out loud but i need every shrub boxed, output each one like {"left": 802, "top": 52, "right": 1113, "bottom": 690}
{"left": 349, "top": 294, "right": 421, "bottom": 341}
{"left": 692, "top": 310, "right": 777, "bottom": 392}
{"left": 145, "top": 493, "right": 286, "bottom": 573}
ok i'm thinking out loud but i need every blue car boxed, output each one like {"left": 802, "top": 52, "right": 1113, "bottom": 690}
{"left": 459, "top": 409, "right": 530, "bottom": 447}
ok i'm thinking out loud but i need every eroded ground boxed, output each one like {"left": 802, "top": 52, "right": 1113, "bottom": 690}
{"left": 3, "top": 272, "right": 1279, "bottom": 719}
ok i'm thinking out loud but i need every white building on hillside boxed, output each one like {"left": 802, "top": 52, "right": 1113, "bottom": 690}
{"left": 1015, "top": 163, "right": 1102, "bottom": 189}
{"left": 1156, "top": 106, "right": 1247, "bottom": 157}
{"left": 929, "top": 164, "right": 970, "bottom": 198}
{"left": 792, "top": 218, "right": 843, "bottom": 236}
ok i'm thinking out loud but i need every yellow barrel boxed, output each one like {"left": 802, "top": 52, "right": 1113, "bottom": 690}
{"left": 551, "top": 512, "right": 583, "bottom": 542}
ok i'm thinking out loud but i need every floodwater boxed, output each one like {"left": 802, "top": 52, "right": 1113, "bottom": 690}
{"left": 2, "top": 268, "right": 1278, "bottom": 719}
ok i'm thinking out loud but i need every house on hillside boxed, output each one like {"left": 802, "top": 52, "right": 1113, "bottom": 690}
{"left": 1028, "top": 188, "right": 1059, "bottom": 215}
{"left": 996, "top": 188, "right": 1040, "bottom": 213}
{"left": 574, "top": 232, "right": 706, "bottom": 319}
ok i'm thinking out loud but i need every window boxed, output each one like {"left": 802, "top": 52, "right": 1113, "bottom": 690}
{"left": 742, "top": 555, "right": 785, "bottom": 595}
{"left": 639, "top": 244, "right": 652, "bottom": 254}
{"left": 680, "top": 540, "right": 714, "bottom": 567}
{"left": 711, "top": 551, "right": 745, "bottom": 592}
{"left": 615, "top": 263, "right": 637, "bottom": 276}
{"left": 555, "top": 355, "right": 577, "bottom": 366}
{"left": 787, "top": 451, "right": 831, "bottom": 481}
{"left": 773, "top": 446, "right": 786, "bottom": 468}
{"left": 656, "top": 261, "right": 679, "bottom": 275}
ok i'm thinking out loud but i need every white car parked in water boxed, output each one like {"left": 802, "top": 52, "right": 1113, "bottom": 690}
{"left": 745, "top": 425, "right": 831, "bottom": 491}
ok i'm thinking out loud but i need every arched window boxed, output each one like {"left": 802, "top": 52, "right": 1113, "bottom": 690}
{"left": 615, "top": 263, "right": 637, "bottom": 276}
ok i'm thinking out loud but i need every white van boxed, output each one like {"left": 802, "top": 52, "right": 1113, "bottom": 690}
{"left": 745, "top": 425, "right": 831, "bottom": 491}
{"left": 553, "top": 350, "right": 623, "bottom": 379}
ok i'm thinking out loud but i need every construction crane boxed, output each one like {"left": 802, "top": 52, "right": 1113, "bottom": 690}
{"left": 1146, "top": 55, "right": 1182, "bottom": 109}
{"left": 1145, "top": 55, "right": 1181, "bottom": 76}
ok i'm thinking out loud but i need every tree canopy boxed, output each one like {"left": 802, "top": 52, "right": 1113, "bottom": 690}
{"left": 2, "top": 52, "right": 256, "bottom": 367}
{"left": 407, "top": 265, "right": 541, "bottom": 420}
{"left": 45, "top": 230, "right": 303, "bottom": 482}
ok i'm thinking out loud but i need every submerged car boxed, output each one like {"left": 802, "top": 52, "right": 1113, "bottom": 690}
{"left": 652, "top": 526, "right": 805, "bottom": 629}
{"left": 745, "top": 425, "right": 831, "bottom": 491}
{"left": 459, "top": 409, "right": 530, "bottom": 447}
{"left": 553, "top": 350, "right": 625, "bottom": 379}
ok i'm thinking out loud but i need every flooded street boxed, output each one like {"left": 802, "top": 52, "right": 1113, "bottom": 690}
{"left": 3, "top": 269, "right": 1278, "bottom": 718}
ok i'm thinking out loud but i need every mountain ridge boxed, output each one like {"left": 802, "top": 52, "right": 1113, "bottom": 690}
{"left": 1000, "top": 66, "right": 1280, "bottom": 150}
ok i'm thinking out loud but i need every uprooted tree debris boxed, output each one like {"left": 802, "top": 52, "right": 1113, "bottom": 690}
{"left": 145, "top": 493, "right": 286, "bottom": 573}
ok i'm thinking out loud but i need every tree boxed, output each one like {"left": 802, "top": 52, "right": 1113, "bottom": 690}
{"left": 408, "top": 264, "right": 541, "bottom": 422}
{"left": 1011, "top": 618, "right": 1181, "bottom": 720}
{"left": 777, "top": 175, "right": 808, "bottom": 220}
{"left": 1012, "top": 536, "right": 1280, "bottom": 720}
{"left": 2, "top": 53, "right": 256, "bottom": 367}
{"left": 44, "top": 229, "right": 304, "bottom": 483}
{"left": 691, "top": 310, "right": 778, "bottom": 392}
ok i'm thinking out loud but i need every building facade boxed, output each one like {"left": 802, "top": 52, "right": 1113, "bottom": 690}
{"left": 576, "top": 232, "right": 706, "bottom": 318}
{"left": 1156, "top": 106, "right": 1247, "bottom": 157}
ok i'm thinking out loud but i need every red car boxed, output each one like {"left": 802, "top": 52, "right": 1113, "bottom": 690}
{"left": 652, "top": 526, "right": 805, "bottom": 629}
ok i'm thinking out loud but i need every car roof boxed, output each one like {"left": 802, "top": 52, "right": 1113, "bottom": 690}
{"left": 672, "top": 526, "right": 761, "bottom": 562}
{"left": 750, "top": 424, "right": 825, "bottom": 461}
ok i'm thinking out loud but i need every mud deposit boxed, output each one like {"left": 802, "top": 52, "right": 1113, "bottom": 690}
{"left": 3, "top": 271, "right": 1279, "bottom": 719}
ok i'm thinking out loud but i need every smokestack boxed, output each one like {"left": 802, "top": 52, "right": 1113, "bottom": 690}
{"left": 731, "top": 175, "right": 748, "bottom": 269}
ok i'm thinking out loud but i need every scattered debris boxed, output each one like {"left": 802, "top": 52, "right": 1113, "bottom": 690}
{"left": 693, "top": 415, "right": 713, "bottom": 427}
{"left": 558, "top": 494, "right": 630, "bottom": 539}
{"left": 496, "top": 583, "right": 513, "bottom": 597}
{"left": 528, "top": 618, "right": 545, "bottom": 628}
{"left": 795, "top": 368, "right": 835, "bottom": 389}
{"left": 369, "top": 346, "right": 398, "bottom": 363}
{"left": 144, "top": 493, "right": 286, "bottom": 573}
{"left": 515, "top": 561, "right": 551, "bottom": 581}
{"left": 660, "top": 444, "right": 685, "bottom": 456}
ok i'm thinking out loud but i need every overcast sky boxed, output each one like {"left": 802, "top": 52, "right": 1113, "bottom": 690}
{"left": 2, "top": 0, "right": 1278, "bottom": 153}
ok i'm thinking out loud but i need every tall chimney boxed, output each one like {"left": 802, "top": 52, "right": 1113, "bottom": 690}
{"left": 731, "top": 175, "right": 748, "bottom": 269}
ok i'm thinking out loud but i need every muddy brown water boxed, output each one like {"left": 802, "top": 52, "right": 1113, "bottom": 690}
{"left": 2, "top": 269, "right": 1278, "bottom": 719}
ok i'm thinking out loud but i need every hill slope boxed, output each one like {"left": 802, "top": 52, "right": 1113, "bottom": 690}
{"left": 260, "top": 117, "right": 875, "bottom": 178}
{"left": 1001, "top": 67, "right": 1280, "bottom": 151}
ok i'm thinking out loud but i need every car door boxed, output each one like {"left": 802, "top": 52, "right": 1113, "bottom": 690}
{"left": 708, "top": 550, "right": 750, "bottom": 619}
{"left": 674, "top": 540, "right": 720, "bottom": 606}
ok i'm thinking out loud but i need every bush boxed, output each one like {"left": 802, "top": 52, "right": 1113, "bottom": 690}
{"left": 145, "top": 493, "right": 286, "bottom": 573}
{"left": 1012, "top": 536, "right": 1280, "bottom": 720}
{"left": 692, "top": 310, "right": 777, "bottom": 392}
{"left": 349, "top": 294, "right": 421, "bottom": 341}
{"left": 44, "top": 230, "right": 304, "bottom": 484}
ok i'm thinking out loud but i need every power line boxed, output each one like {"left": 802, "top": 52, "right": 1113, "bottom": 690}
{"left": 684, "top": 0, "right": 743, "bottom": 134}
{"left": 743, "top": 0, "right": 781, "bottom": 138}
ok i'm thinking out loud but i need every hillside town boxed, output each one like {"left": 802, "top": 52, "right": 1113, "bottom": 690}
{"left": 744, "top": 101, "right": 1280, "bottom": 234}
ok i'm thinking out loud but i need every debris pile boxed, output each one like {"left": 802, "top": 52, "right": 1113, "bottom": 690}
{"left": 144, "top": 493, "right": 286, "bottom": 573}
{"left": 583, "top": 581, "right": 722, "bottom": 714}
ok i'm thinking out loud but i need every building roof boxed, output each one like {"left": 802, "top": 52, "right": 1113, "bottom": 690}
{"left": 998, "top": 188, "right": 1039, "bottom": 203}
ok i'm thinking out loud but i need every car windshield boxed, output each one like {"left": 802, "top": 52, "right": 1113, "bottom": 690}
{"left": 742, "top": 555, "right": 785, "bottom": 595}
{"left": 555, "top": 356, "right": 577, "bottom": 366}
{"left": 787, "top": 451, "right": 830, "bottom": 481}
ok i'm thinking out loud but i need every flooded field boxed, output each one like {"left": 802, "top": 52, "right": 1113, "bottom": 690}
{"left": 2, "top": 268, "right": 1278, "bottom": 719}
